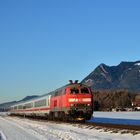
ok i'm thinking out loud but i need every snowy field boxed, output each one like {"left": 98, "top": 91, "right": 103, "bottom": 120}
{"left": 89, "top": 112, "right": 140, "bottom": 126}
{"left": 93, "top": 112, "right": 140, "bottom": 120}
{"left": 0, "top": 112, "right": 140, "bottom": 140}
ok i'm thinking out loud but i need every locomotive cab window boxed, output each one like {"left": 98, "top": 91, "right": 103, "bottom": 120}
{"left": 70, "top": 88, "right": 79, "bottom": 94}
{"left": 81, "top": 87, "right": 90, "bottom": 94}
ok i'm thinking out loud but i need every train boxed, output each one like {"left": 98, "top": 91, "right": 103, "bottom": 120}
{"left": 9, "top": 80, "right": 93, "bottom": 121}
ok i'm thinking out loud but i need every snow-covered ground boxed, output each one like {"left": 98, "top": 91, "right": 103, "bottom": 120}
{"left": 0, "top": 114, "right": 140, "bottom": 140}
{"left": 93, "top": 112, "right": 140, "bottom": 120}
{"left": 89, "top": 112, "right": 140, "bottom": 126}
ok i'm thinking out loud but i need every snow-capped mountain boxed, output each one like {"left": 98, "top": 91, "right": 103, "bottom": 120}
{"left": 82, "top": 61, "right": 140, "bottom": 92}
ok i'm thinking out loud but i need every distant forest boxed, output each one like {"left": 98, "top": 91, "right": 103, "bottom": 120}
{"left": 93, "top": 90, "right": 138, "bottom": 111}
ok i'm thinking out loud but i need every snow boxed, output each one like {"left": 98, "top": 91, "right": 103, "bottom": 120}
{"left": 135, "top": 63, "right": 140, "bottom": 66}
{"left": 134, "top": 62, "right": 140, "bottom": 73}
{"left": 89, "top": 117, "right": 140, "bottom": 126}
{"left": 0, "top": 130, "right": 7, "bottom": 140}
{"left": 93, "top": 112, "right": 140, "bottom": 120}
{"left": 101, "top": 73, "right": 106, "bottom": 78}
{"left": 0, "top": 112, "right": 9, "bottom": 116}
{"left": 85, "top": 79, "right": 93, "bottom": 85}
{"left": 0, "top": 113, "right": 140, "bottom": 140}
{"left": 100, "top": 64, "right": 108, "bottom": 74}
{"left": 89, "top": 112, "right": 140, "bottom": 126}
{"left": 0, "top": 116, "right": 41, "bottom": 140}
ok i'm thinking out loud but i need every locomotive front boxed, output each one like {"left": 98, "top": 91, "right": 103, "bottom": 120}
{"left": 66, "top": 80, "right": 93, "bottom": 121}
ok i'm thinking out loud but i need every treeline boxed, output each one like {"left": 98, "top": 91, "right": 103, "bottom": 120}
{"left": 93, "top": 89, "right": 137, "bottom": 111}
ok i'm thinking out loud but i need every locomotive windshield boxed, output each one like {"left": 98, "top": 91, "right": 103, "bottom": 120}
{"left": 70, "top": 88, "right": 79, "bottom": 94}
{"left": 70, "top": 87, "right": 90, "bottom": 94}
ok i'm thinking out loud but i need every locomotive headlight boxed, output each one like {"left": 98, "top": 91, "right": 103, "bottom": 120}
{"left": 70, "top": 104, "right": 74, "bottom": 106}
{"left": 69, "top": 98, "right": 78, "bottom": 102}
{"left": 83, "top": 98, "right": 91, "bottom": 102}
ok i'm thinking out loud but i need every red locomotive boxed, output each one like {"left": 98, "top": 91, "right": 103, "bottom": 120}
{"left": 10, "top": 80, "right": 93, "bottom": 121}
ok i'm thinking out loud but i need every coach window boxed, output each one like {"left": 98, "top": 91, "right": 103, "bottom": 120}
{"left": 18, "top": 105, "right": 23, "bottom": 109}
{"left": 35, "top": 99, "right": 47, "bottom": 107}
{"left": 14, "top": 106, "right": 17, "bottom": 110}
{"left": 70, "top": 88, "right": 79, "bottom": 94}
{"left": 25, "top": 103, "right": 33, "bottom": 109}
{"left": 23, "top": 106, "right": 26, "bottom": 109}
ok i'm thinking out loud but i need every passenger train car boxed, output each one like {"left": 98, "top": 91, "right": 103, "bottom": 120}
{"left": 10, "top": 80, "right": 93, "bottom": 121}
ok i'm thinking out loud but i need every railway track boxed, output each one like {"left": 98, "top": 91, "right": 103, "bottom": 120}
{"left": 85, "top": 122, "right": 140, "bottom": 131}
{"left": 9, "top": 115, "right": 140, "bottom": 133}
{"left": 38, "top": 119, "right": 140, "bottom": 135}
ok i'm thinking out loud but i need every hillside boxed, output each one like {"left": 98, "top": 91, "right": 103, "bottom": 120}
{"left": 82, "top": 61, "right": 140, "bottom": 92}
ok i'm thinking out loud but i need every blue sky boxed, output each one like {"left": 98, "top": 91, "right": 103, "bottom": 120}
{"left": 0, "top": 0, "right": 140, "bottom": 103}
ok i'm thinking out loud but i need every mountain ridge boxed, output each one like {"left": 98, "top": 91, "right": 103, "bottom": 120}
{"left": 82, "top": 60, "right": 140, "bottom": 92}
